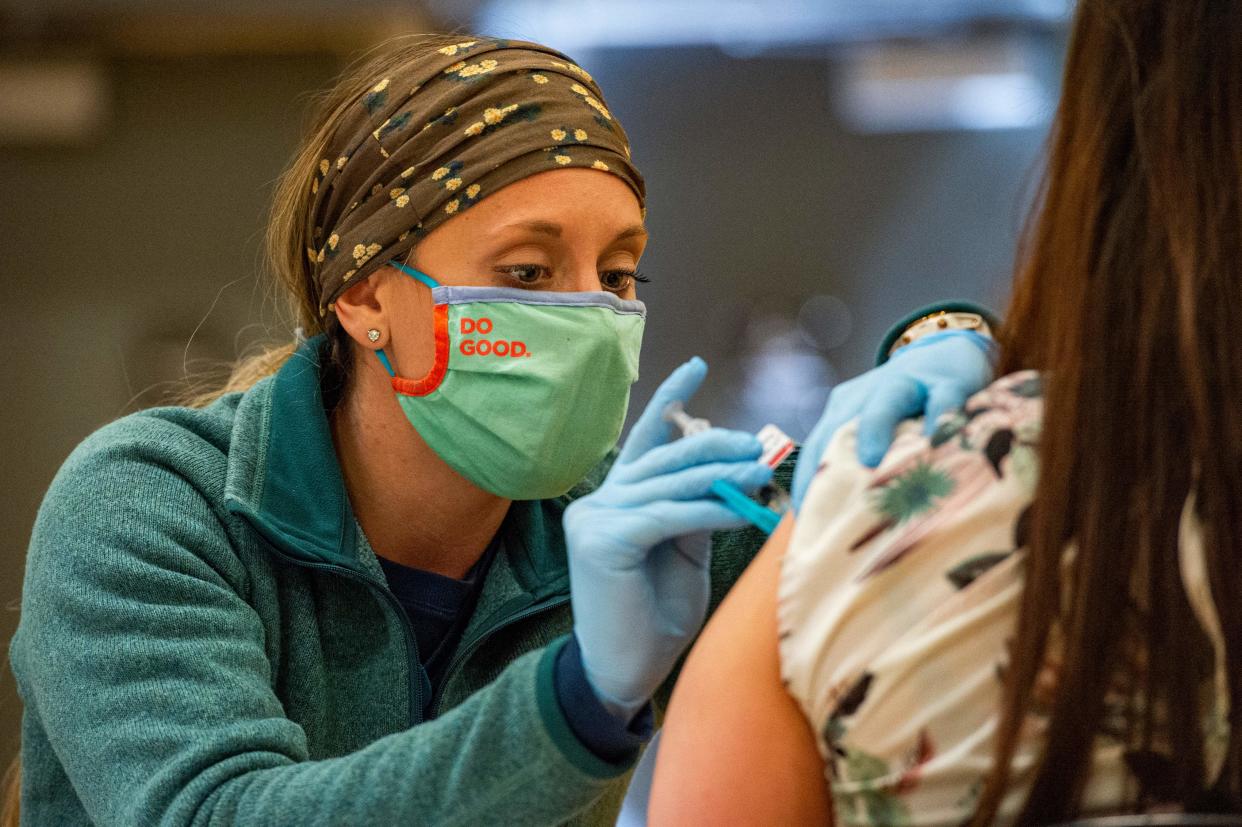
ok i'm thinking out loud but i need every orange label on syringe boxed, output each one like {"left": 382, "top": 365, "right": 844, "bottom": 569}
{"left": 757, "top": 425, "right": 794, "bottom": 468}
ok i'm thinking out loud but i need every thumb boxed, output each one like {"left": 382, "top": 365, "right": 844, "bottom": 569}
{"left": 855, "top": 377, "right": 925, "bottom": 467}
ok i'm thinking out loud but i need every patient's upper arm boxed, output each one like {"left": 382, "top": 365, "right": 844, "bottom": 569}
{"left": 649, "top": 516, "right": 833, "bottom": 826}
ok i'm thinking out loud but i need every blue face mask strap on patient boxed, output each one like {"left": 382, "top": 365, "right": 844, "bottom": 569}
{"left": 374, "top": 259, "right": 442, "bottom": 378}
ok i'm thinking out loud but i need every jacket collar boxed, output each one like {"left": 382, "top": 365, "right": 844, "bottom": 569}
{"left": 222, "top": 334, "right": 578, "bottom": 594}
{"left": 223, "top": 335, "right": 358, "bottom": 569}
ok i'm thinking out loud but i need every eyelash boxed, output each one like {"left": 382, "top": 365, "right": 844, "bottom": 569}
{"left": 495, "top": 264, "right": 650, "bottom": 292}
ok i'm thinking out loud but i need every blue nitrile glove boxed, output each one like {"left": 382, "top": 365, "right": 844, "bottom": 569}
{"left": 564, "top": 357, "right": 774, "bottom": 723}
{"left": 791, "top": 329, "right": 996, "bottom": 511}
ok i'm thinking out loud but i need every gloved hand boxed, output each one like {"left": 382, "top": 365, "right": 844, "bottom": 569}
{"left": 565, "top": 357, "right": 773, "bottom": 723}
{"left": 791, "top": 330, "right": 996, "bottom": 511}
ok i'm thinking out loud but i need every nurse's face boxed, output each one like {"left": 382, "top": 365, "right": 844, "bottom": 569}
{"left": 352, "top": 167, "right": 647, "bottom": 380}
{"left": 406, "top": 167, "right": 647, "bottom": 296}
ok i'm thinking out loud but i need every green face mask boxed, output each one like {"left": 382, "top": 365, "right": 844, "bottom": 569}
{"left": 377, "top": 261, "right": 645, "bottom": 500}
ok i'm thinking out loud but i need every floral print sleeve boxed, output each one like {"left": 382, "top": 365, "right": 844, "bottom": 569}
{"left": 779, "top": 370, "right": 1230, "bottom": 825}
{"left": 779, "top": 372, "right": 1054, "bottom": 825}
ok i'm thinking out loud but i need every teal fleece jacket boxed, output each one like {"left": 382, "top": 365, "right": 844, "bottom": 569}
{"left": 9, "top": 336, "right": 788, "bottom": 826}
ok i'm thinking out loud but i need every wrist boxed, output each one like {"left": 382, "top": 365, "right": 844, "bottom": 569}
{"left": 876, "top": 301, "right": 1001, "bottom": 365}
{"left": 535, "top": 638, "right": 644, "bottom": 779}
{"left": 892, "top": 328, "right": 999, "bottom": 365}
{"left": 575, "top": 640, "right": 649, "bottom": 724}
{"left": 556, "top": 635, "right": 654, "bottom": 763}
{"left": 889, "top": 311, "right": 992, "bottom": 357}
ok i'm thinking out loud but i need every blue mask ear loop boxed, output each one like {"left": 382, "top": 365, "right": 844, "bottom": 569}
{"left": 375, "top": 349, "right": 396, "bottom": 377}
{"left": 389, "top": 260, "right": 440, "bottom": 289}
{"left": 376, "top": 259, "right": 441, "bottom": 378}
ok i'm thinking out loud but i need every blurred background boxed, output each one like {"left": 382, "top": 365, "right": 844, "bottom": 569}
{"left": 0, "top": 0, "right": 1068, "bottom": 763}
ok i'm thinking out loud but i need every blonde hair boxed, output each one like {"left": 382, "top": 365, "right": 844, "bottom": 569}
{"left": 1, "top": 754, "right": 18, "bottom": 827}
{"left": 190, "top": 32, "right": 475, "bottom": 408}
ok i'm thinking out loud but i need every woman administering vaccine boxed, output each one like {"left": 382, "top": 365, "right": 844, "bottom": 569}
{"left": 7, "top": 35, "right": 992, "bottom": 825}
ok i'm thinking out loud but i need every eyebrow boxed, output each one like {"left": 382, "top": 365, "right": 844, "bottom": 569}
{"left": 499, "top": 220, "right": 649, "bottom": 243}
{"left": 613, "top": 224, "right": 649, "bottom": 243}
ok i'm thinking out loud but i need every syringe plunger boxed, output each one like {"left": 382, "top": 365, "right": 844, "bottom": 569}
{"left": 662, "top": 401, "right": 711, "bottom": 436}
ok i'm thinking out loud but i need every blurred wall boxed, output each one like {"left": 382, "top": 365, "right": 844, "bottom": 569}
{"left": 0, "top": 36, "right": 1052, "bottom": 762}
{"left": 0, "top": 49, "right": 343, "bottom": 763}
{"left": 590, "top": 45, "right": 1047, "bottom": 432}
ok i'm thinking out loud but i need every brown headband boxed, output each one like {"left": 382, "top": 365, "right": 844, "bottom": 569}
{"left": 307, "top": 38, "right": 646, "bottom": 317}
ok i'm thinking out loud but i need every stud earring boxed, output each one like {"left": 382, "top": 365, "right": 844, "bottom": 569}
{"left": 367, "top": 329, "right": 381, "bottom": 343}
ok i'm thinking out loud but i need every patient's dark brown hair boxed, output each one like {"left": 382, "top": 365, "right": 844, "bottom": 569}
{"left": 974, "top": 0, "right": 1241, "bottom": 821}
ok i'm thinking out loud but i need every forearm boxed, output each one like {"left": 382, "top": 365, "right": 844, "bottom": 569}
{"left": 13, "top": 435, "right": 631, "bottom": 827}
{"left": 174, "top": 648, "right": 620, "bottom": 827}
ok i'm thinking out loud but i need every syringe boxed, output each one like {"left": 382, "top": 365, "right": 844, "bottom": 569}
{"left": 662, "top": 401, "right": 792, "bottom": 535}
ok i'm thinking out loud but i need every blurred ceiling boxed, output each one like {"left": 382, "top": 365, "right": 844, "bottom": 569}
{"left": 0, "top": 0, "right": 1072, "bottom": 55}
{"left": 0, "top": 0, "right": 1069, "bottom": 146}
{"left": 0, "top": 0, "right": 446, "bottom": 55}
{"left": 474, "top": 0, "right": 1072, "bottom": 51}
